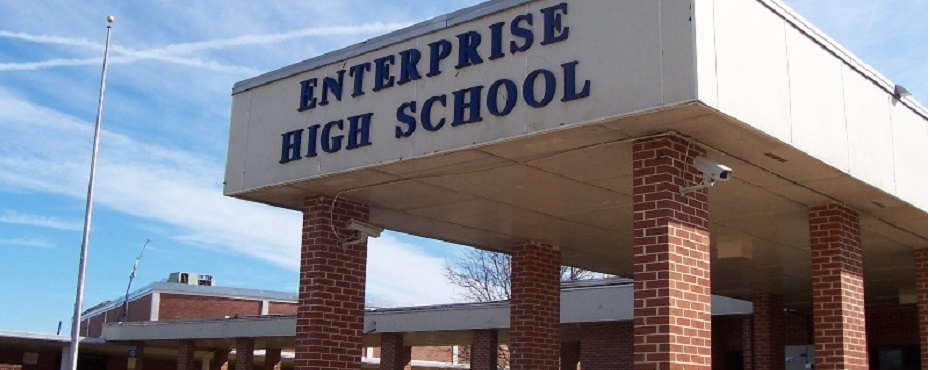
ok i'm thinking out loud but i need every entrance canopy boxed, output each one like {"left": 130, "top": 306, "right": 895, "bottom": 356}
{"left": 224, "top": 0, "right": 927, "bottom": 308}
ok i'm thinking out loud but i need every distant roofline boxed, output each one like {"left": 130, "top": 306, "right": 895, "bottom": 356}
{"left": 81, "top": 282, "right": 298, "bottom": 320}
{"left": 82, "top": 277, "right": 630, "bottom": 320}
{"left": 231, "top": 0, "right": 926, "bottom": 118}
{"left": 0, "top": 331, "right": 105, "bottom": 344}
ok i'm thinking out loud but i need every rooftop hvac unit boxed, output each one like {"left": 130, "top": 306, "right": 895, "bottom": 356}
{"left": 198, "top": 274, "right": 214, "bottom": 286}
{"left": 168, "top": 272, "right": 214, "bottom": 286}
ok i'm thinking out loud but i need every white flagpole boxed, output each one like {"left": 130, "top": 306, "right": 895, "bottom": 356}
{"left": 67, "top": 15, "right": 115, "bottom": 370}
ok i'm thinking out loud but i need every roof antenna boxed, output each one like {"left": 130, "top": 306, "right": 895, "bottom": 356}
{"left": 120, "top": 239, "right": 150, "bottom": 321}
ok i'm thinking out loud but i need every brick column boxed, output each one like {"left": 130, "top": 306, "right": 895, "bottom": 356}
{"left": 210, "top": 350, "right": 229, "bottom": 370}
{"left": 510, "top": 241, "right": 561, "bottom": 370}
{"left": 632, "top": 135, "right": 712, "bottom": 369}
{"left": 296, "top": 196, "right": 369, "bottom": 370}
{"left": 129, "top": 342, "right": 145, "bottom": 370}
{"left": 379, "top": 333, "right": 411, "bottom": 370}
{"left": 560, "top": 342, "right": 579, "bottom": 370}
{"left": 916, "top": 248, "right": 928, "bottom": 370}
{"left": 753, "top": 293, "right": 785, "bottom": 370}
{"left": 742, "top": 316, "right": 754, "bottom": 370}
{"left": 580, "top": 322, "right": 633, "bottom": 370}
{"left": 809, "top": 204, "right": 867, "bottom": 370}
{"left": 177, "top": 340, "right": 196, "bottom": 370}
{"left": 263, "top": 348, "right": 281, "bottom": 370}
{"left": 470, "top": 330, "right": 499, "bottom": 370}
{"left": 235, "top": 338, "right": 254, "bottom": 370}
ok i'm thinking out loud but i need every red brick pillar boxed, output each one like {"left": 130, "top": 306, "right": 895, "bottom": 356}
{"left": 809, "top": 204, "right": 867, "bottom": 370}
{"left": 753, "top": 293, "right": 785, "bottom": 370}
{"left": 128, "top": 342, "right": 144, "bottom": 370}
{"left": 560, "top": 342, "right": 579, "bottom": 370}
{"left": 263, "top": 348, "right": 281, "bottom": 370}
{"left": 742, "top": 316, "right": 754, "bottom": 370}
{"left": 580, "top": 322, "right": 633, "bottom": 370}
{"left": 470, "top": 330, "right": 499, "bottom": 370}
{"left": 510, "top": 241, "right": 561, "bottom": 370}
{"left": 632, "top": 135, "right": 712, "bottom": 369}
{"left": 916, "top": 248, "right": 928, "bottom": 370}
{"left": 236, "top": 338, "right": 254, "bottom": 370}
{"left": 379, "top": 333, "right": 411, "bottom": 370}
{"left": 296, "top": 196, "right": 369, "bottom": 370}
{"left": 177, "top": 340, "right": 196, "bottom": 370}
{"left": 210, "top": 350, "right": 230, "bottom": 370}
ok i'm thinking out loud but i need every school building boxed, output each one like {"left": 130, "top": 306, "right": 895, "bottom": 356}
{"left": 2, "top": 0, "right": 926, "bottom": 369}
{"left": 221, "top": 0, "right": 928, "bottom": 368}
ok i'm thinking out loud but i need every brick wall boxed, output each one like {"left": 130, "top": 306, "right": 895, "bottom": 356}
{"left": 809, "top": 204, "right": 867, "bottom": 370}
{"left": 560, "top": 342, "right": 579, "bottom": 370}
{"left": 470, "top": 330, "right": 499, "bottom": 370}
{"left": 141, "top": 358, "right": 176, "bottom": 370}
{"left": 866, "top": 305, "right": 919, "bottom": 347}
{"left": 86, "top": 313, "right": 105, "bottom": 337}
{"left": 295, "top": 196, "right": 369, "bottom": 370}
{"left": 580, "top": 322, "right": 632, "bottom": 370}
{"left": 84, "top": 291, "right": 292, "bottom": 333}
{"left": 128, "top": 294, "right": 153, "bottom": 322}
{"left": 177, "top": 340, "right": 196, "bottom": 370}
{"left": 400, "top": 345, "right": 469, "bottom": 365}
{"left": 742, "top": 316, "right": 753, "bottom": 370}
{"left": 379, "top": 333, "right": 410, "bottom": 370}
{"left": 212, "top": 349, "right": 231, "bottom": 370}
{"left": 509, "top": 241, "right": 560, "bottom": 370}
{"left": 712, "top": 316, "right": 749, "bottom": 370}
{"left": 264, "top": 348, "right": 282, "bottom": 370}
{"left": 632, "top": 135, "right": 712, "bottom": 369}
{"left": 236, "top": 338, "right": 255, "bottom": 370}
{"left": 409, "top": 347, "right": 452, "bottom": 363}
{"left": 268, "top": 302, "right": 298, "bottom": 315}
{"left": 753, "top": 293, "right": 785, "bottom": 370}
{"left": 81, "top": 292, "right": 156, "bottom": 337}
{"left": 0, "top": 349, "right": 58, "bottom": 370}
{"left": 159, "top": 294, "right": 262, "bottom": 320}
{"left": 784, "top": 312, "right": 812, "bottom": 346}
{"left": 916, "top": 248, "right": 928, "bottom": 370}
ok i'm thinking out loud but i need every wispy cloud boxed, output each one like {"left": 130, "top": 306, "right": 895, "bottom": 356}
{"left": 366, "top": 234, "right": 456, "bottom": 307}
{"left": 0, "top": 22, "right": 409, "bottom": 74}
{"left": 0, "top": 57, "right": 101, "bottom": 71}
{"left": 0, "top": 30, "right": 100, "bottom": 49}
{"left": 0, "top": 237, "right": 55, "bottom": 249}
{"left": 143, "top": 23, "right": 412, "bottom": 54}
{"left": 0, "top": 87, "right": 457, "bottom": 305}
{"left": 0, "top": 210, "right": 81, "bottom": 231}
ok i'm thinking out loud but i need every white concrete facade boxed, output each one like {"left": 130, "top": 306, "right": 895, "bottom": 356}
{"left": 222, "top": 0, "right": 927, "bottom": 315}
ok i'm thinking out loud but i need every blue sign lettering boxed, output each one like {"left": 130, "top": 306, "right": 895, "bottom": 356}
{"left": 281, "top": 2, "right": 589, "bottom": 165}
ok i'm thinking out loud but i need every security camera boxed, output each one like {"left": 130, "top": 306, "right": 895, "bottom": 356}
{"left": 341, "top": 219, "right": 384, "bottom": 249}
{"left": 681, "top": 156, "right": 733, "bottom": 194}
{"left": 347, "top": 219, "right": 383, "bottom": 238}
{"left": 693, "top": 156, "right": 732, "bottom": 182}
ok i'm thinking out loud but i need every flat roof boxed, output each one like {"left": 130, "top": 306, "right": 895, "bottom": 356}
{"left": 103, "top": 282, "right": 751, "bottom": 346}
{"left": 82, "top": 282, "right": 298, "bottom": 319}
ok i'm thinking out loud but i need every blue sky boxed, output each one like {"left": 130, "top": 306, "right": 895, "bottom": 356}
{"left": 0, "top": 0, "right": 925, "bottom": 334}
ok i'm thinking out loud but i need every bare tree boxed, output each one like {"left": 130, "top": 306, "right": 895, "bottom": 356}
{"left": 443, "top": 248, "right": 609, "bottom": 369}
{"left": 444, "top": 248, "right": 512, "bottom": 302}
{"left": 444, "top": 248, "right": 607, "bottom": 302}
